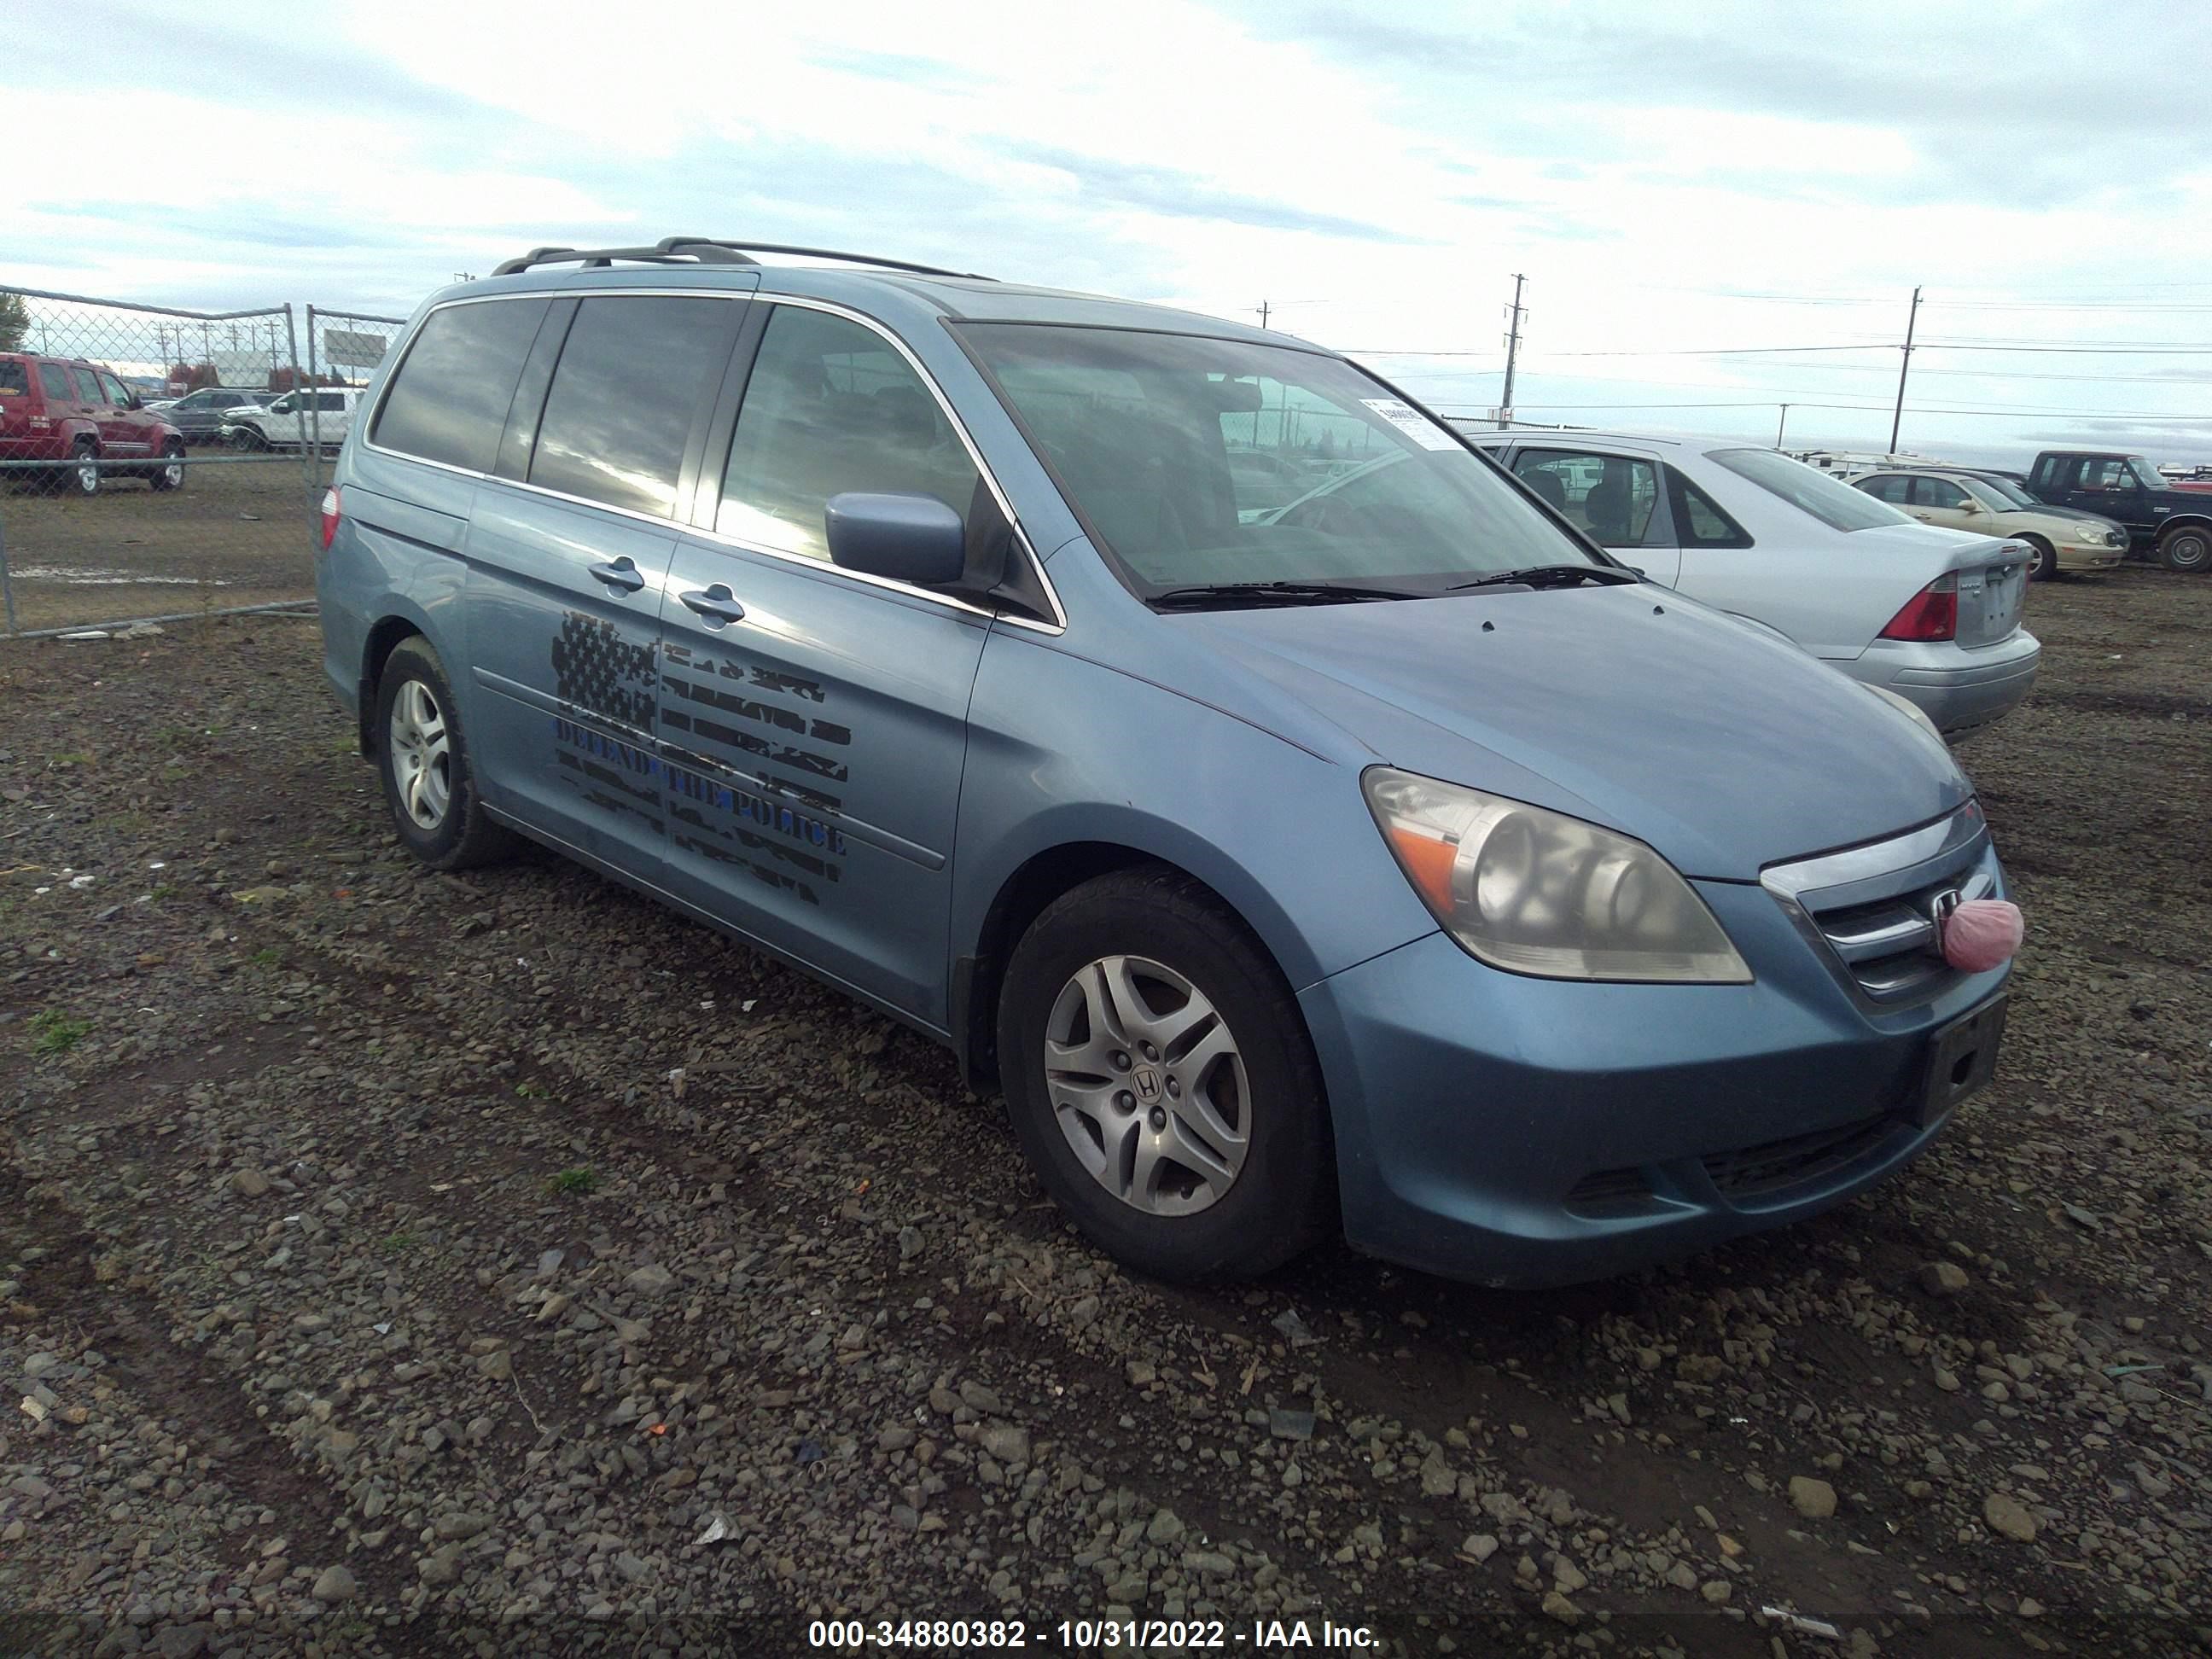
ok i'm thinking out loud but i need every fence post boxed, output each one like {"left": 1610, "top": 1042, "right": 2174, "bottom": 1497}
{"left": 283, "top": 305, "right": 314, "bottom": 511}
{"left": 0, "top": 511, "right": 16, "bottom": 637}
{"left": 306, "top": 304, "right": 323, "bottom": 485}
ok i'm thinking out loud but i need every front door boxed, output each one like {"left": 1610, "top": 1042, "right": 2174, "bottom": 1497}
{"left": 658, "top": 301, "right": 995, "bottom": 1025}
{"left": 462, "top": 293, "right": 747, "bottom": 881}
{"left": 94, "top": 370, "right": 161, "bottom": 458}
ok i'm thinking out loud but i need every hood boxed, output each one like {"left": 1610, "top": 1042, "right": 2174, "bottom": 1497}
{"left": 1173, "top": 585, "right": 1971, "bottom": 881}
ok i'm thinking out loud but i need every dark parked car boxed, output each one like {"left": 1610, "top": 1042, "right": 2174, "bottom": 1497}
{"left": 160, "top": 386, "right": 273, "bottom": 444}
{"left": 2028, "top": 451, "right": 2212, "bottom": 572}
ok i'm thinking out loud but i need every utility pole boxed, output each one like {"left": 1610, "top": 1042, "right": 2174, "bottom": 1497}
{"left": 1775, "top": 403, "right": 1791, "bottom": 448}
{"left": 1255, "top": 300, "right": 1271, "bottom": 329}
{"left": 1497, "top": 273, "right": 1528, "bottom": 428}
{"left": 1889, "top": 285, "right": 1922, "bottom": 455}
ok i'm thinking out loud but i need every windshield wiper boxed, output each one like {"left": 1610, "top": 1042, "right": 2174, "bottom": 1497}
{"left": 1150, "top": 580, "right": 1429, "bottom": 610}
{"left": 1444, "top": 564, "right": 1639, "bottom": 592}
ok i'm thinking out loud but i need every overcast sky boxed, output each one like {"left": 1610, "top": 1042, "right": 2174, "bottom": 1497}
{"left": 10, "top": 0, "right": 2212, "bottom": 463}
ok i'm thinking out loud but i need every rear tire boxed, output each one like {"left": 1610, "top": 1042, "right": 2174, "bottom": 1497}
{"left": 373, "top": 637, "right": 517, "bottom": 870}
{"left": 148, "top": 441, "right": 185, "bottom": 492}
{"left": 2158, "top": 525, "right": 2211, "bottom": 573}
{"left": 995, "top": 869, "right": 1333, "bottom": 1282}
{"left": 2019, "top": 535, "right": 2058, "bottom": 581}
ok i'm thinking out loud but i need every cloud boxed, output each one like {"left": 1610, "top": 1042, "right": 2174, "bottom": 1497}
{"left": 1006, "top": 148, "right": 1431, "bottom": 243}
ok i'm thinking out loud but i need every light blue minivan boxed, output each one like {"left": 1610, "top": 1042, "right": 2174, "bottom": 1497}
{"left": 317, "top": 238, "right": 2012, "bottom": 1287}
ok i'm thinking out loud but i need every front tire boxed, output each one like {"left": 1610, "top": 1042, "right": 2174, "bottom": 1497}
{"left": 70, "top": 440, "right": 99, "bottom": 497}
{"left": 996, "top": 869, "right": 1332, "bottom": 1282}
{"left": 373, "top": 637, "right": 516, "bottom": 870}
{"left": 2159, "top": 525, "right": 2211, "bottom": 573}
{"left": 229, "top": 427, "right": 266, "bottom": 452}
{"left": 2019, "top": 535, "right": 2058, "bottom": 581}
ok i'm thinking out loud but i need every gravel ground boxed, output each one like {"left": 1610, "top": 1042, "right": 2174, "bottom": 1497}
{"left": 1, "top": 573, "right": 2207, "bottom": 1658}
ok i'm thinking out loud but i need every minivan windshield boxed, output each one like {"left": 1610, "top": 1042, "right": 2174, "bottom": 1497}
{"left": 1708, "top": 447, "right": 1916, "bottom": 533}
{"left": 958, "top": 323, "right": 1601, "bottom": 597}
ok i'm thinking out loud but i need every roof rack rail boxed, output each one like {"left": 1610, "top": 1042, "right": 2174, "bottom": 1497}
{"left": 489, "top": 236, "right": 994, "bottom": 280}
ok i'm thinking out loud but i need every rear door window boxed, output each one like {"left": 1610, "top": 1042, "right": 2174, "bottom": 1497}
{"left": 1511, "top": 448, "right": 1659, "bottom": 545}
{"left": 1859, "top": 474, "right": 1911, "bottom": 504}
{"left": 374, "top": 298, "right": 550, "bottom": 474}
{"left": 716, "top": 306, "right": 981, "bottom": 562}
{"left": 530, "top": 296, "right": 731, "bottom": 519}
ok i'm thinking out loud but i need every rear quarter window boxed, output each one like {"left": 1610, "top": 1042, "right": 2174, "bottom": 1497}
{"left": 372, "top": 298, "right": 551, "bottom": 473}
{"left": 0, "top": 361, "right": 26, "bottom": 397}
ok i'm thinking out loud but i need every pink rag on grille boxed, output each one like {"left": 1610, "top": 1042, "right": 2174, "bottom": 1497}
{"left": 1941, "top": 899, "right": 2023, "bottom": 972}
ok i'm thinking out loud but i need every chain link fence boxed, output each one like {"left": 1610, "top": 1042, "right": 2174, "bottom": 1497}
{"left": 0, "top": 285, "right": 402, "bottom": 637}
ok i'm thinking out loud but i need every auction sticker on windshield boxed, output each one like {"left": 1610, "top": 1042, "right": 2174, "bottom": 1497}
{"left": 1360, "top": 397, "right": 1458, "bottom": 451}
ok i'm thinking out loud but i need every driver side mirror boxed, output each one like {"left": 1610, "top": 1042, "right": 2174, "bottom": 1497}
{"left": 825, "top": 492, "right": 971, "bottom": 587}
{"left": 1956, "top": 499, "right": 1982, "bottom": 515}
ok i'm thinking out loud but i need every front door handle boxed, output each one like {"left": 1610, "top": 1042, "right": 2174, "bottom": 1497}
{"left": 588, "top": 556, "right": 645, "bottom": 593}
{"left": 679, "top": 584, "right": 747, "bottom": 625}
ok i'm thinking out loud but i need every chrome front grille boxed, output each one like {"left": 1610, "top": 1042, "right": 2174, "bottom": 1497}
{"left": 1762, "top": 804, "right": 1995, "bottom": 1006}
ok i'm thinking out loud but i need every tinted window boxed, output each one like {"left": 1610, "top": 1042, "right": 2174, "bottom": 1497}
{"left": 718, "top": 306, "right": 981, "bottom": 561}
{"left": 98, "top": 373, "right": 132, "bottom": 407}
{"left": 1859, "top": 474, "right": 1911, "bottom": 504}
{"left": 532, "top": 297, "right": 728, "bottom": 518}
{"left": 317, "top": 392, "right": 347, "bottom": 411}
{"left": 1667, "top": 467, "right": 1754, "bottom": 548}
{"left": 38, "top": 364, "right": 73, "bottom": 400}
{"left": 73, "top": 368, "right": 104, "bottom": 404}
{"left": 1513, "top": 449, "right": 1658, "bottom": 546}
{"left": 0, "top": 362, "right": 26, "bottom": 397}
{"left": 374, "top": 298, "right": 549, "bottom": 473}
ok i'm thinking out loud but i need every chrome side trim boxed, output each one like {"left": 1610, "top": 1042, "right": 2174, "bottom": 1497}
{"left": 359, "top": 287, "right": 1067, "bottom": 637}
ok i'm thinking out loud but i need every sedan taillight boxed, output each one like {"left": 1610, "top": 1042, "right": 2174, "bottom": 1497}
{"left": 1878, "top": 572, "right": 1959, "bottom": 642}
{"left": 318, "top": 486, "right": 342, "bottom": 552}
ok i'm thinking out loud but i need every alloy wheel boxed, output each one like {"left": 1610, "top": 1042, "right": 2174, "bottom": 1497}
{"left": 1043, "top": 954, "right": 1249, "bottom": 1216}
{"left": 387, "top": 679, "right": 452, "bottom": 830}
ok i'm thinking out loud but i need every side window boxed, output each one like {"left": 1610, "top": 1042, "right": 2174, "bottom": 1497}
{"left": 38, "top": 364, "right": 74, "bottom": 400}
{"left": 317, "top": 392, "right": 347, "bottom": 412}
{"left": 2029, "top": 457, "right": 2056, "bottom": 492}
{"left": 1666, "top": 467, "right": 1754, "bottom": 549}
{"left": 1512, "top": 449, "right": 1658, "bottom": 546}
{"left": 0, "top": 362, "right": 27, "bottom": 397}
{"left": 73, "top": 368, "right": 105, "bottom": 404}
{"left": 373, "top": 298, "right": 550, "bottom": 474}
{"left": 1913, "top": 477, "right": 1967, "bottom": 509}
{"left": 717, "top": 306, "right": 981, "bottom": 562}
{"left": 531, "top": 297, "right": 730, "bottom": 518}
{"left": 98, "top": 373, "right": 133, "bottom": 407}
{"left": 1860, "top": 475, "right": 1910, "bottom": 504}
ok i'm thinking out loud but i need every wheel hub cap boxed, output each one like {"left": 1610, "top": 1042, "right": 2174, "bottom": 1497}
{"left": 387, "top": 680, "right": 451, "bottom": 830}
{"left": 1043, "top": 954, "right": 1249, "bottom": 1217}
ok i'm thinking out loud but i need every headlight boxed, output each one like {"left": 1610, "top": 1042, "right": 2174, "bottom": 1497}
{"left": 1361, "top": 768, "right": 1751, "bottom": 983}
{"left": 2081, "top": 524, "right": 2118, "bottom": 545}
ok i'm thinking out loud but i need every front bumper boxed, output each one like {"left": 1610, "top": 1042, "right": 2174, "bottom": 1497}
{"left": 2056, "top": 542, "right": 2126, "bottom": 572}
{"left": 1301, "top": 865, "right": 2011, "bottom": 1288}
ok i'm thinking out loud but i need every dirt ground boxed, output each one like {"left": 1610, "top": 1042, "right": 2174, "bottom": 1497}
{"left": 0, "top": 573, "right": 2206, "bottom": 1658}
{"left": 0, "top": 458, "right": 321, "bottom": 635}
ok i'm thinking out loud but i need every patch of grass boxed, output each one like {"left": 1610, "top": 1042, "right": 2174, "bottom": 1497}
{"left": 378, "top": 1230, "right": 422, "bottom": 1256}
{"left": 248, "top": 947, "right": 282, "bottom": 967}
{"left": 148, "top": 883, "right": 181, "bottom": 902}
{"left": 27, "top": 1010, "right": 90, "bottom": 1055}
{"left": 50, "top": 751, "right": 92, "bottom": 768}
{"left": 546, "top": 1167, "right": 599, "bottom": 1196}
{"left": 514, "top": 1080, "right": 547, "bottom": 1099}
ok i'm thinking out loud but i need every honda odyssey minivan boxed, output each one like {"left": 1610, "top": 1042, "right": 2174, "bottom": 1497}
{"left": 317, "top": 237, "right": 2013, "bottom": 1287}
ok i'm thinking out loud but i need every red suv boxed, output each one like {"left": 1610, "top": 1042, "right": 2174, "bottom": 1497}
{"left": 0, "top": 352, "right": 188, "bottom": 495}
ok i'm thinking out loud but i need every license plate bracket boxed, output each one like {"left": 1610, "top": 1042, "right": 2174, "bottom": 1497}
{"left": 1917, "top": 993, "right": 2007, "bottom": 1126}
